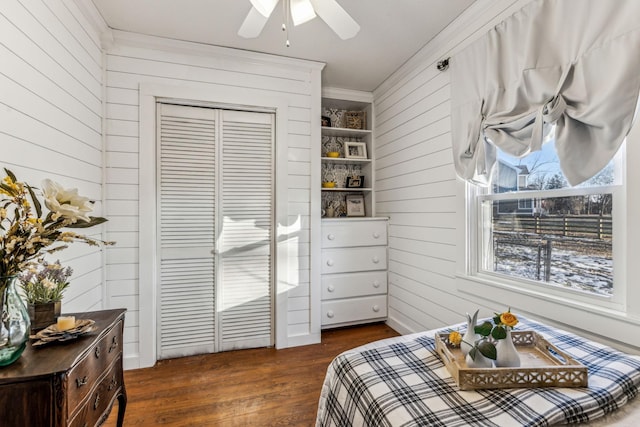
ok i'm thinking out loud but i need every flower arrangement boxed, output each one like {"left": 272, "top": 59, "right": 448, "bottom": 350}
{"left": 491, "top": 308, "right": 519, "bottom": 340}
{"left": 19, "top": 260, "right": 72, "bottom": 304}
{"left": 0, "top": 168, "right": 113, "bottom": 279}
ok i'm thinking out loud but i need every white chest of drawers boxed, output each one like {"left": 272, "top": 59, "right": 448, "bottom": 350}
{"left": 321, "top": 217, "right": 388, "bottom": 328}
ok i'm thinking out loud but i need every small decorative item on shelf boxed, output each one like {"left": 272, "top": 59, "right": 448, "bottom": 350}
{"left": 322, "top": 181, "right": 336, "bottom": 188}
{"left": 346, "top": 194, "right": 365, "bottom": 216}
{"left": 20, "top": 260, "right": 72, "bottom": 334}
{"left": 321, "top": 116, "right": 331, "bottom": 127}
{"left": 344, "top": 141, "right": 368, "bottom": 159}
{"left": 0, "top": 168, "right": 113, "bottom": 365}
{"left": 346, "top": 175, "right": 364, "bottom": 188}
{"left": 345, "top": 111, "right": 366, "bottom": 130}
{"left": 326, "top": 151, "right": 340, "bottom": 158}
{"left": 492, "top": 308, "right": 521, "bottom": 367}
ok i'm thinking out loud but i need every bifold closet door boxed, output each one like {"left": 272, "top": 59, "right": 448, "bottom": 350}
{"left": 157, "top": 104, "right": 274, "bottom": 359}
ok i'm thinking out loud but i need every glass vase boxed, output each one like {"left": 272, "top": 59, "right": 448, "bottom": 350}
{"left": 495, "top": 327, "right": 521, "bottom": 367}
{"left": 0, "top": 275, "right": 31, "bottom": 366}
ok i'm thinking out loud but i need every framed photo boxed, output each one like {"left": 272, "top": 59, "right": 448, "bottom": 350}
{"left": 346, "top": 194, "right": 365, "bottom": 217}
{"left": 321, "top": 116, "right": 331, "bottom": 127}
{"left": 346, "top": 175, "right": 364, "bottom": 188}
{"left": 344, "top": 142, "right": 367, "bottom": 159}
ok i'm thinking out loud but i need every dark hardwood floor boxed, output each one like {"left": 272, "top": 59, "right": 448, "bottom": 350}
{"left": 103, "top": 323, "right": 399, "bottom": 426}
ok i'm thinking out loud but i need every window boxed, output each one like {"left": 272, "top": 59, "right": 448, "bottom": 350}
{"left": 473, "top": 139, "right": 624, "bottom": 299}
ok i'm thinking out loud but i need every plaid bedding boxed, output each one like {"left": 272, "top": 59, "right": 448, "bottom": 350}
{"left": 316, "top": 318, "right": 640, "bottom": 426}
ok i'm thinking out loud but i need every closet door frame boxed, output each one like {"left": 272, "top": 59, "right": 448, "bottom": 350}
{"left": 138, "top": 83, "right": 297, "bottom": 367}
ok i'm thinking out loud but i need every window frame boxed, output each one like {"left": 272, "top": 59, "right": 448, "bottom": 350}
{"left": 464, "top": 146, "right": 627, "bottom": 312}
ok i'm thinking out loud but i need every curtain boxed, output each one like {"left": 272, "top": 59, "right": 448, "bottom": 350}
{"left": 450, "top": 0, "right": 640, "bottom": 186}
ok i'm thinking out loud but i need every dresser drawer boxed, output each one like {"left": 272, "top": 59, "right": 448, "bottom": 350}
{"left": 322, "top": 220, "right": 387, "bottom": 248}
{"left": 322, "top": 271, "right": 387, "bottom": 300}
{"left": 322, "top": 246, "right": 387, "bottom": 274}
{"left": 322, "top": 295, "right": 387, "bottom": 326}
{"left": 69, "top": 356, "right": 124, "bottom": 427}
{"left": 67, "top": 319, "right": 123, "bottom": 412}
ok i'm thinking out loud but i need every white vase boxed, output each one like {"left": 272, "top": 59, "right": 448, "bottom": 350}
{"left": 460, "top": 309, "right": 479, "bottom": 356}
{"left": 465, "top": 351, "right": 493, "bottom": 368}
{"left": 495, "top": 327, "right": 521, "bottom": 367}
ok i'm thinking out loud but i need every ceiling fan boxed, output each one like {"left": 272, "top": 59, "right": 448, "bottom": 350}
{"left": 238, "top": 0, "right": 360, "bottom": 42}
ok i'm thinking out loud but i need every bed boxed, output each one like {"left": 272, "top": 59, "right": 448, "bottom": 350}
{"left": 316, "top": 317, "right": 640, "bottom": 426}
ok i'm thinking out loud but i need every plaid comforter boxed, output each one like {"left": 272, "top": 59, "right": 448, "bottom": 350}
{"left": 316, "top": 318, "right": 640, "bottom": 426}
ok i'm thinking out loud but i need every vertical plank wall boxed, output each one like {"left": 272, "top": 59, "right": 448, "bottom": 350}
{"left": 103, "top": 31, "right": 322, "bottom": 367}
{"left": 373, "top": 0, "right": 535, "bottom": 333}
{"left": 0, "top": 1, "right": 106, "bottom": 311}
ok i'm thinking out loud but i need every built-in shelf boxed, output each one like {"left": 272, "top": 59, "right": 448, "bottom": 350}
{"left": 321, "top": 187, "right": 373, "bottom": 192}
{"left": 321, "top": 126, "right": 372, "bottom": 138}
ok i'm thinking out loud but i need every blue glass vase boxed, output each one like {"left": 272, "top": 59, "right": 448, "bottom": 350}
{"left": 0, "top": 275, "right": 31, "bottom": 366}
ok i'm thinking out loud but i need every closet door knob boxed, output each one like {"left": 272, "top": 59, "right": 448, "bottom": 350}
{"left": 327, "top": 234, "right": 335, "bottom": 240}
{"left": 327, "top": 310, "right": 334, "bottom": 318}
{"left": 373, "top": 232, "right": 380, "bottom": 239}
{"left": 326, "top": 259, "right": 334, "bottom": 266}
{"left": 372, "top": 305, "right": 380, "bottom": 313}
{"left": 373, "top": 280, "right": 380, "bottom": 288}
{"left": 327, "top": 285, "right": 335, "bottom": 292}
{"left": 372, "top": 256, "right": 380, "bottom": 264}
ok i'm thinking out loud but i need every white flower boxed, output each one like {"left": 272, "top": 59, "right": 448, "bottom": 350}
{"left": 41, "top": 179, "right": 93, "bottom": 223}
{"left": 41, "top": 278, "right": 56, "bottom": 290}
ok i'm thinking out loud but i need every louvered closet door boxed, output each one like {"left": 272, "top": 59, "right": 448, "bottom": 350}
{"left": 158, "top": 103, "right": 217, "bottom": 359}
{"left": 157, "top": 104, "right": 274, "bottom": 359}
{"left": 219, "top": 110, "right": 274, "bottom": 351}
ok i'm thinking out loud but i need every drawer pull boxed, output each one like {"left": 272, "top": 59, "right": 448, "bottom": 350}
{"left": 109, "top": 336, "right": 118, "bottom": 353}
{"left": 76, "top": 376, "right": 88, "bottom": 388}
{"left": 109, "top": 375, "right": 118, "bottom": 391}
{"left": 373, "top": 280, "right": 380, "bottom": 288}
{"left": 326, "top": 259, "right": 334, "bottom": 267}
{"left": 327, "top": 233, "right": 335, "bottom": 241}
{"left": 373, "top": 232, "right": 380, "bottom": 239}
{"left": 94, "top": 393, "right": 100, "bottom": 410}
{"left": 327, "top": 310, "right": 334, "bottom": 318}
{"left": 95, "top": 346, "right": 101, "bottom": 358}
{"left": 372, "top": 305, "right": 380, "bottom": 313}
{"left": 83, "top": 423, "right": 89, "bottom": 427}
{"left": 327, "top": 285, "right": 335, "bottom": 292}
{"left": 372, "top": 256, "right": 380, "bottom": 264}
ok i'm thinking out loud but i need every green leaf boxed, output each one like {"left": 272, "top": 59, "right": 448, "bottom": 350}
{"left": 468, "top": 347, "right": 477, "bottom": 360}
{"left": 477, "top": 340, "right": 497, "bottom": 360}
{"left": 4, "top": 169, "right": 17, "bottom": 182}
{"left": 492, "top": 325, "right": 507, "bottom": 340}
{"left": 65, "top": 216, "right": 108, "bottom": 228}
{"left": 475, "top": 321, "right": 493, "bottom": 337}
{"left": 26, "top": 184, "right": 42, "bottom": 218}
{"left": 0, "top": 183, "right": 15, "bottom": 195}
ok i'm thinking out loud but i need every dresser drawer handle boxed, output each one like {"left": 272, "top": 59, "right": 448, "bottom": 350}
{"left": 95, "top": 346, "right": 101, "bottom": 358}
{"left": 372, "top": 256, "right": 380, "bottom": 264}
{"left": 327, "top": 310, "right": 334, "bottom": 318}
{"left": 326, "top": 259, "right": 334, "bottom": 267}
{"left": 373, "top": 232, "right": 380, "bottom": 239}
{"left": 83, "top": 423, "right": 89, "bottom": 427}
{"left": 109, "top": 336, "right": 118, "bottom": 353}
{"left": 94, "top": 393, "right": 100, "bottom": 410}
{"left": 327, "top": 233, "right": 335, "bottom": 240}
{"left": 372, "top": 305, "right": 380, "bottom": 313}
{"left": 109, "top": 375, "right": 118, "bottom": 391}
{"left": 327, "top": 285, "right": 335, "bottom": 292}
{"left": 76, "top": 376, "right": 88, "bottom": 388}
{"left": 373, "top": 280, "right": 380, "bottom": 288}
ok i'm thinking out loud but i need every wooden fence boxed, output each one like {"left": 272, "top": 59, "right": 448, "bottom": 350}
{"left": 493, "top": 215, "right": 612, "bottom": 240}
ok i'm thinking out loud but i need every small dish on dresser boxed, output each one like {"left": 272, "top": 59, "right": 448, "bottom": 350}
{"left": 30, "top": 319, "right": 97, "bottom": 346}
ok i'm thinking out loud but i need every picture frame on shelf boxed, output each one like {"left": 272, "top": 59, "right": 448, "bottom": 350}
{"left": 346, "top": 194, "right": 365, "bottom": 217}
{"left": 321, "top": 116, "right": 331, "bottom": 127}
{"left": 346, "top": 175, "right": 364, "bottom": 188}
{"left": 344, "top": 142, "right": 367, "bottom": 159}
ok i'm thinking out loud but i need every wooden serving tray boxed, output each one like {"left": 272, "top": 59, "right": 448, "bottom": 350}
{"left": 435, "top": 331, "right": 588, "bottom": 390}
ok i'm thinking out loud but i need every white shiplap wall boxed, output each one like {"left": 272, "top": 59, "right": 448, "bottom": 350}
{"left": 374, "top": 0, "right": 640, "bottom": 355}
{"left": 103, "top": 31, "right": 323, "bottom": 368}
{"left": 0, "top": 0, "right": 106, "bottom": 311}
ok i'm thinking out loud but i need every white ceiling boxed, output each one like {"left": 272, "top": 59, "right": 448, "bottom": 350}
{"left": 91, "top": 0, "right": 475, "bottom": 92}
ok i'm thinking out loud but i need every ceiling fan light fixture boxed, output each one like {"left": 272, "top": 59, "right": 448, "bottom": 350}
{"left": 291, "top": 0, "right": 316, "bottom": 26}
{"left": 249, "top": 0, "right": 279, "bottom": 17}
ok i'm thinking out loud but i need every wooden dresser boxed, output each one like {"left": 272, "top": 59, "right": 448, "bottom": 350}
{"left": 0, "top": 309, "right": 126, "bottom": 427}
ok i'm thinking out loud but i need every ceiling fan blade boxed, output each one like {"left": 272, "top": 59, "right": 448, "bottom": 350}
{"left": 238, "top": 6, "right": 269, "bottom": 38}
{"left": 249, "top": 0, "right": 279, "bottom": 18}
{"left": 309, "top": 0, "right": 360, "bottom": 40}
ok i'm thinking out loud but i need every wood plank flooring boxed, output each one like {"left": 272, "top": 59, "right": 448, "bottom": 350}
{"left": 103, "top": 323, "right": 399, "bottom": 426}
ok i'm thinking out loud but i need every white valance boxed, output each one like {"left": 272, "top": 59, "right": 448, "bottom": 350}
{"left": 451, "top": 0, "right": 640, "bottom": 186}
